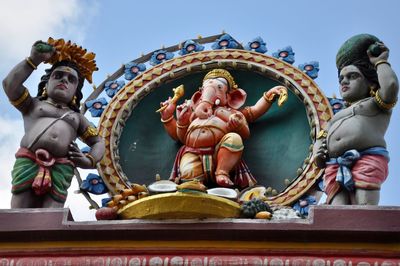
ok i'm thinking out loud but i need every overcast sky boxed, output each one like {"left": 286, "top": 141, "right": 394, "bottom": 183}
{"left": 0, "top": 0, "right": 399, "bottom": 221}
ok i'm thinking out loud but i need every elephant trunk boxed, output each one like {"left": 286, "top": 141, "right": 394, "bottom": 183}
{"left": 194, "top": 86, "right": 222, "bottom": 119}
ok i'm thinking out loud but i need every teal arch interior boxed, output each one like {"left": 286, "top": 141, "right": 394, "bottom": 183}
{"left": 118, "top": 70, "right": 311, "bottom": 192}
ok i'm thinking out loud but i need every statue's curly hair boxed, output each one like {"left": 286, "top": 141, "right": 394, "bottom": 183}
{"left": 339, "top": 60, "right": 379, "bottom": 91}
{"left": 37, "top": 60, "right": 84, "bottom": 112}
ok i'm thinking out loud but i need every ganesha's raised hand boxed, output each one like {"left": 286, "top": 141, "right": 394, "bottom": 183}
{"left": 264, "top": 86, "right": 288, "bottom": 107}
{"left": 157, "top": 85, "right": 184, "bottom": 114}
{"left": 176, "top": 99, "right": 192, "bottom": 126}
{"left": 159, "top": 97, "right": 177, "bottom": 120}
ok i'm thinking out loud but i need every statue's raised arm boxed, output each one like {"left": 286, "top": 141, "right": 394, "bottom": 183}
{"left": 367, "top": 42, "right": 399, "bottom": 106}
{"left": 3, "top": 41, "right": 54, "bottom": 113}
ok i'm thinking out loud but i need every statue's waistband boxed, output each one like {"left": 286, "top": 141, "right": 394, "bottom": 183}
{"left": 327, "top": 146, "right": 389, "bottom": 166}
{"left": 15, "top": 147, "right": 74, "bottom": 167}
{"left": 326, "top": 146, "right": 389, "bottom": 191}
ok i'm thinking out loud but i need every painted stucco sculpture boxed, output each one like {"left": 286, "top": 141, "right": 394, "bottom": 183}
{"left": 159, "top": 68, "right": 287, "bottom": 189}
{"left": 2, "top": 38, "right": 105, "bottom": 208}
{"left": 315, "top": 34, "right": 398, "bottom": 205}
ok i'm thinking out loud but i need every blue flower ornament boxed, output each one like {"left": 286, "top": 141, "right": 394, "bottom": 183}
{"left": 293, "top": 195, "right": 317, "bottom": 217}
{"left": 150, "top": 50, "right": 174, "bottom": 66}
{"left": 80, "top": 173, "right": 108, "bottom": 195}
{"left": 179, "top": 40, "right": 204, "bottom": 55}
{"left": 298, "top": 61, "right": 319, "bottom": 79}
{"left": 105, "top": 80, "right": 125, "bottom": 97}
{"left": 85, "top": 97, "right": 108, "bottom": 117}
{"left": 244, "top": 37, "right": 268, "bottom": 54}
{"left": 272, "top": 46, "right": 295, "bottom": 64}
{"left": 124, "top": 62, "right": 146, "bottom": 80}
{"left": 211, "top": 34, "right": 239, "bottom": 50}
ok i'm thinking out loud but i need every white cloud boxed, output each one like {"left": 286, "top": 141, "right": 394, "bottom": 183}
{"left": 0, "top": 0, "right": 99, "bottom": 73}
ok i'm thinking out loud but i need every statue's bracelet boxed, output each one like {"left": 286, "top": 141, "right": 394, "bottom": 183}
{"left": 86, "top": 154, "right": 97, "bottom": 168}
{"left": 161, "top": 116, "right": 174, "bottom": 123}
{"left": 374, "top": 60, "right": 391, "bottom": 69}
{"left": 263, "top": 92, "right": 275, "bottom": 103}
{"left": 176, "top": 122, "right": 189, "bottom": 129}
{"left": 25, "top": 57, "right": 37, "bottom": 70}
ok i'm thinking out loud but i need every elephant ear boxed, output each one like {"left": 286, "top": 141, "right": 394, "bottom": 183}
{"left": 227, "top": 88, "right": 247, "bottom": 109}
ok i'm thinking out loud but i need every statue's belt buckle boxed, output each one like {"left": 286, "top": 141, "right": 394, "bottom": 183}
{"left": 35, "top": 149, "right": 56, "bottom": 167}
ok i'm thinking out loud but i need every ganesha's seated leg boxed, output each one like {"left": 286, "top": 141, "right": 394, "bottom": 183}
{"left": 179, "top": 152, "right": 205, "bottom": 183}
{"left": 215, "top": 133, "right": 243, "bottom": 187}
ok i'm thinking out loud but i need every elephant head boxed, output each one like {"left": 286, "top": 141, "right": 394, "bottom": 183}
{"left": 191, "top": 69, "right": 247, "bottom": 119}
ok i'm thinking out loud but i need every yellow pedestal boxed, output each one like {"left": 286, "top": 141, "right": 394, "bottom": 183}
{"left": 118, "top": 192, "right": 241, "bottom": 219}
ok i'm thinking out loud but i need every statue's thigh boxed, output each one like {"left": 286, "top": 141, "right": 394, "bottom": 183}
{"left": 355, "top": 188, "right": 380, "bottom": 205}
{"left": 11, "top": 190, "right": 41, "bottom": 208}
{"left": 180, "top": 153, "right": 203, "bottom": 181}
{"left": 331, "top": 190, "right": 351, "bottom": 205}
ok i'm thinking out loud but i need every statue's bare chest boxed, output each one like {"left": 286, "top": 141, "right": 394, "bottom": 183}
{"left": 29, "top": 101, "right": 80, "bottom": 129}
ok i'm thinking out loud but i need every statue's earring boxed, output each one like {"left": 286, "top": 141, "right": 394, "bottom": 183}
{"left": 369, "top": 86, "right": 377, "bottom": 97}
{"left": 42, "top": 88, "right": 48, "bottom": 98}
{"left": 71, "top": 96, "right": 77, "bottom": 106}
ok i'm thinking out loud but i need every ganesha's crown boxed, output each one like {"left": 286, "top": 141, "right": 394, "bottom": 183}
{"left": 203, "top": 69, "right": 238, "bottom": 90}
{"left": 46, "top": 37, "right": 98, "bottom": 83}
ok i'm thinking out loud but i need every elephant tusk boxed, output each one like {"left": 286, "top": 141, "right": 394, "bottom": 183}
{"left": 215, "top": 99, "right": 221, "bottom": 106}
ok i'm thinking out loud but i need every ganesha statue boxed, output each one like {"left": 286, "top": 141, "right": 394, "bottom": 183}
{"left": 159, "top": 69, "right": 287, "bottom": 189}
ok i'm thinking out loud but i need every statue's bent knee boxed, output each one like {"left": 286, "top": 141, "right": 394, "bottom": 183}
{"left": 218, "top": 133, "right": 244, "bottom": 153}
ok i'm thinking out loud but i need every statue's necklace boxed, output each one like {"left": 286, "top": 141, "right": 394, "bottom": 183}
{"left": 44, "top": 100, "right": 69, "bottom": 109}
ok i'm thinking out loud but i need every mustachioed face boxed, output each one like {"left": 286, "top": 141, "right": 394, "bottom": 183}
{"left": 46, "top": 66, "right": 79, "bottom": 104}
{"left": 339, "top": 65, "right": 370, "bottom": 102}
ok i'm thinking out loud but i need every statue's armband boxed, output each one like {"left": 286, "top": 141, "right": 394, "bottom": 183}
{"left": 9, "top": 89, "right": 32, "bottom": 111}
{"left": 241, "top": 106, "right": 254, "bottom": 123}
{"left": 374, "top": 91, "right": 397, "bottom": 111}
{"left": 79, "top": 125, "right": 99, "bottom": 143}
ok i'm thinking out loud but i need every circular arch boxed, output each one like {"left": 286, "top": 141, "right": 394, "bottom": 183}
{"left": 97, "top": 49, "right": 333, "bottom": 205}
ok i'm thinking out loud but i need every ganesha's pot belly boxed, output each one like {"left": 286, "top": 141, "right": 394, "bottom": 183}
{"left": 185, "top": 116, "right": 228, "bottom": 148}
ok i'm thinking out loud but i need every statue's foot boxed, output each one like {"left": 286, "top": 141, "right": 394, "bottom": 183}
{"left": 215, "top": 172, "right": 234, "bottom": 187}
